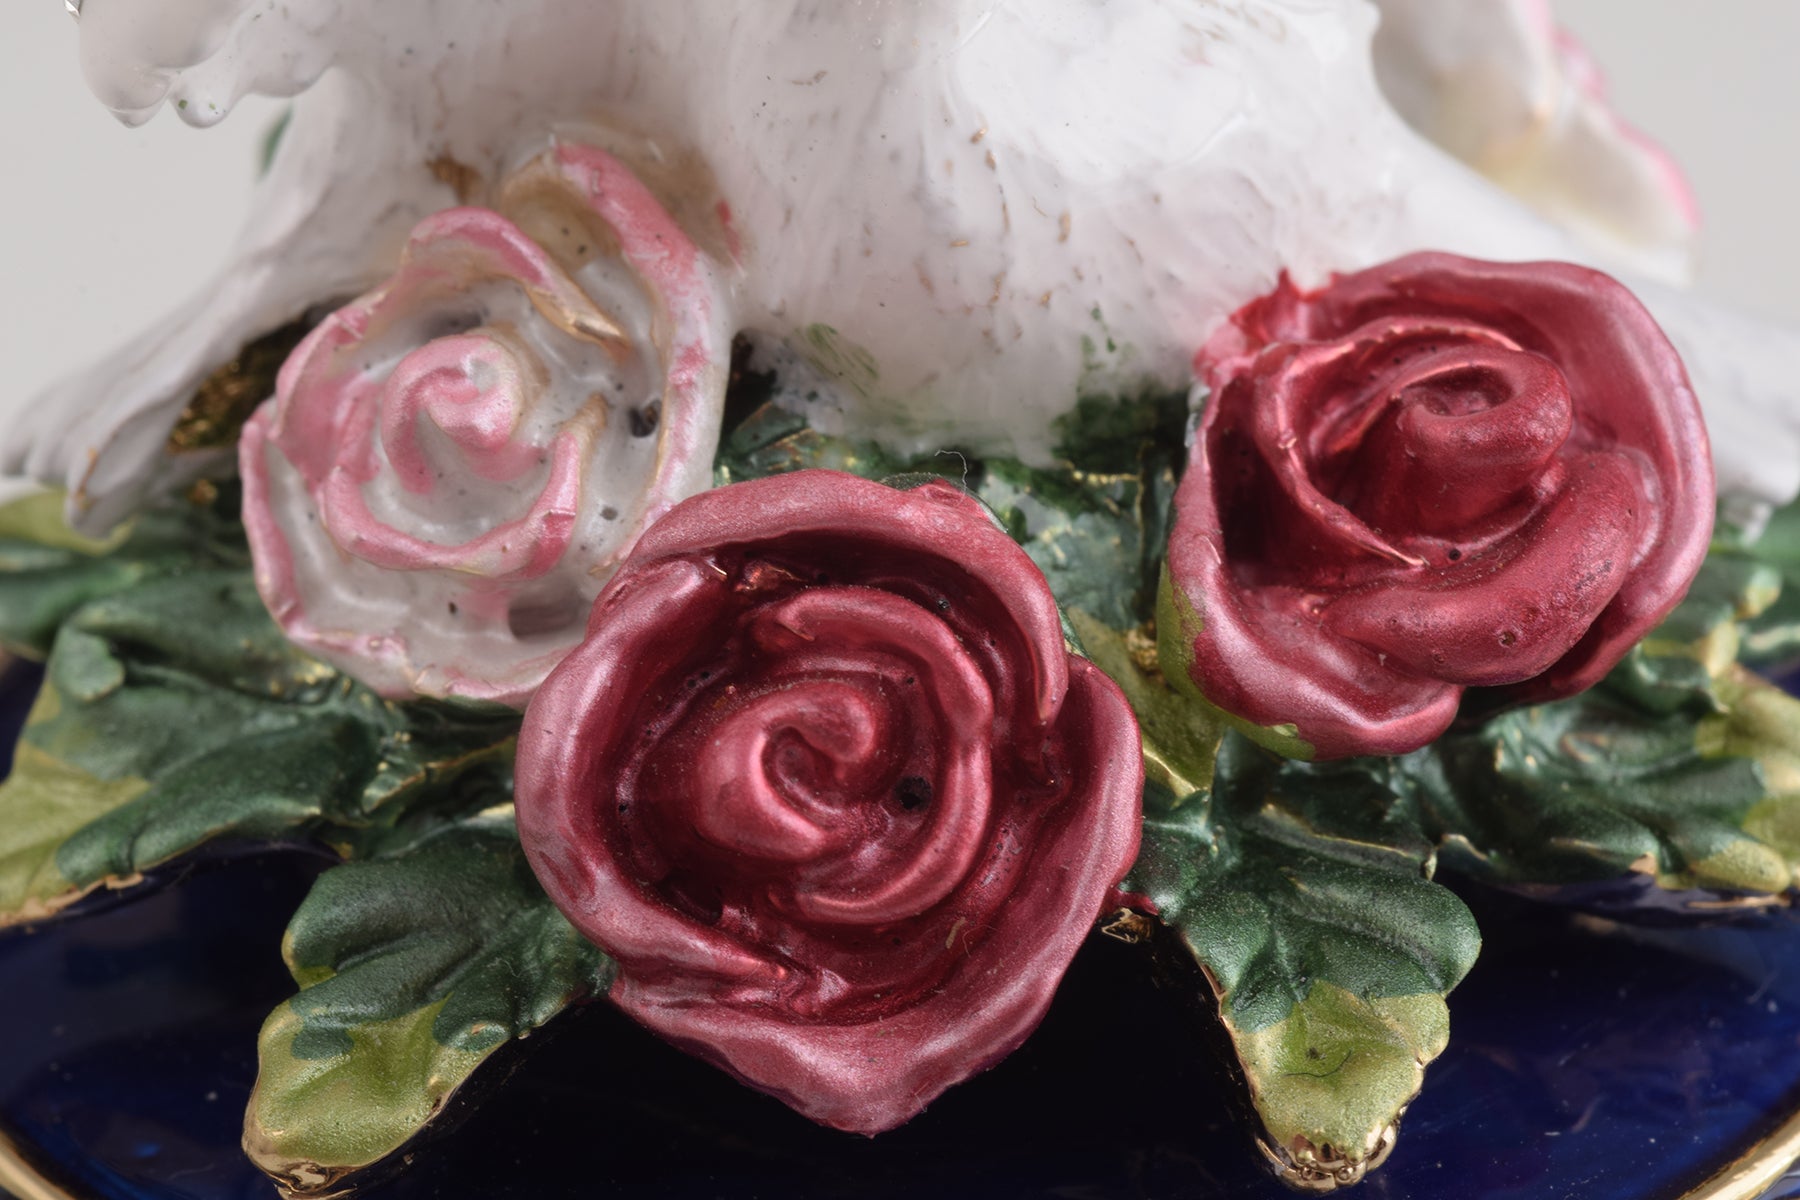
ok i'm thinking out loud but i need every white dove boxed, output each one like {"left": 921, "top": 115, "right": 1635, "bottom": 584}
{"left": 10, "top": 0, "right": 1797, "bottom": 534}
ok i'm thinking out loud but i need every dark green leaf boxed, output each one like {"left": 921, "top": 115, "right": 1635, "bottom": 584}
{"left": 0, "top": 501, "right": 518, "bottom": 926}
{"left": 713, "top": 390, "right": 1187, "bottom": 635}
{"left": 712, "top": 401, "right": 945, "bottom": 487}
{"left": 1740, "top": 498, "right": 1800, "bottom": 667}
{"left": 992, "top": 389, "right": 1187, "bottom": 630}
{"left": 1413, "top": 664, "right": 1800, "bottom": 904}
{"left": 1130, "top": 735, "right": 1479, "bottom": 1185}
{"left": 246, "top": 812, "right": 612, "bottom": 1196}
{"left": 0, "top": 486, "right": 243, "bottom": 657}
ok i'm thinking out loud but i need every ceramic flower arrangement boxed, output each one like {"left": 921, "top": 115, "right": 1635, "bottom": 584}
{"left": 4, "top": 2, "right": 1800, "bottom": 1198}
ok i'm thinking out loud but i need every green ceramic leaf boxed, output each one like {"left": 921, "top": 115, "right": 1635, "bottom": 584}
{"left": 0, "top": 509, "right": 518, "bottom": 926}
{"left": 1414, "top": 663, "right": 1800, "bottom": 906}
{"left": 1407, "top": 550, "right": 1800, "bottom": 909}
{"left": 1740, "top": 498, "right": 1800, "bottom": 666}
{"left": 1635, "top": 547, "right": 1780, "bottom": 684}
{"left": 1067, "top": 608, "right": 1222, "bottom": 804}
{"left": 981, "top": 458, "right": 1165, "bottom": 632}
{"left": 0, "top": 724, "right": 150, "bottom": 925}
{"left": 980, "top": 391, "right": 1186, "bottom": 632}
{"left": 0, "top": 487, "right": 235, "bottom": 658}
{"left": 712, "top": 401, "right": 934, "bottom": 487}
{"left": 246, "top": 811, "right": 613, "bottom": 1197}
{"left": 714, "top": 390, "right": 1187, "bottom": 636}
{"left": 1129, "top": 735, "right": 1479, "bottom": 1188}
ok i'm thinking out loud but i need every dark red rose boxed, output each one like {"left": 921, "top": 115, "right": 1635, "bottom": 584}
{"left": 1164, "top": 252, "right": 1714, "bottom": 760}
{"left": 515, "top": 469, "right": 1143, "bottom": 1133}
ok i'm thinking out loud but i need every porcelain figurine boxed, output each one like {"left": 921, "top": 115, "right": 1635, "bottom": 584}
{"left": 10, "top": 0, "right": 1800, "bottom": 536}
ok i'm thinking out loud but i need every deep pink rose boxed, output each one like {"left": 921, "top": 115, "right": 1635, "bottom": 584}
{"left": 515, "top": 469, "right": 1143, "bottom": 1133}
{"left": 1165, "top": 252, "right": 1714, "bottom": 760}
{"left": 241, "top": 143, "right": 732, "bottom": 705}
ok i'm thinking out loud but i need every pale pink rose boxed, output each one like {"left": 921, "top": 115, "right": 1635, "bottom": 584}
{"left": 241, "top": 143, "right": 733, "bottom": 704}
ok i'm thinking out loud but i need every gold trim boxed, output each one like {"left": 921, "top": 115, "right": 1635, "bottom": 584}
{"left": 0, "top": 1128, "right": 82, "bottom": 1200}
{"left": 1680, "top": 1102, "right": 1800, "bottom": 1200}
{"left": 1, "top": 1095, "right": 1799, "bottom": 1200}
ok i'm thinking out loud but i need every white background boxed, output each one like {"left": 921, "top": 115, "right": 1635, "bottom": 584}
{"left": 0, "top": 1, "right": 1796, "bottom": 434}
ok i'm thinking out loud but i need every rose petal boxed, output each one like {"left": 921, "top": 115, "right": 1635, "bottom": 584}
{"left": 1321, "top": 450, "right": 1644, "bottom": 687}
{"left": 630, "top": 473, "right": 1072, "bottom": 735}
{"left": 746, "top": 587, "right": 996, "bottom": 926}
{"left": 1164, "top": 505, "right": 1465, "bottom": 760}
{"left": 603, "top": 656, "right": 1142, "bottom": 1135}
{"left": 516, "top": 470, "right": 1144, "bottom": 1134}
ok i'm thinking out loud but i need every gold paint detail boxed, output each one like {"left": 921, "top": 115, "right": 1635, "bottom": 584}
{"left": 0, "top": 1127, "right": 83, "bottom": 1200}
{"left": 1682, "top": 893, "right": 1789, "bottom": 914}
{"left": 1680, "top": 1100, "right": 1800, "bottom": 1200}
{"left": 167, "top": 319, "right": 316, "bottom": 453}
{"left": 1098, "top": 907, "right": 1154, "bottom": 944}
{"left": 493, "top": 154, "right": 637, "bottom": 351}
{"left": 1124, "top": 620, "right": 1160, "bottom": 675}
{"left": 426, "top": 153, "right": 483, "bottom": 204}
{"left": 1259, "top": 1122, "right": 1399, "bottom": 1193}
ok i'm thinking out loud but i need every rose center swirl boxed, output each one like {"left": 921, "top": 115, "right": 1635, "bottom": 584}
{"left": 315, "top": 327, "right": 591, "bottom": 582}
{"left": 1248, "top": 317, "right": 1577, "bottom": 565}
{"left": 647, "top": 586, "right": 996, "bottom": 929}
{"left": 1330, "top": 343, "right": 1574, "bottom": 539}
{"left": 379, "top": 333, "right": 553, "bottom": 491}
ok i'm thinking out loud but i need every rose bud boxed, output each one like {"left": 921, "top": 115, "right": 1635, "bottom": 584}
{"left": 1164, "top": 252, "right": 1713, "bottom": 760}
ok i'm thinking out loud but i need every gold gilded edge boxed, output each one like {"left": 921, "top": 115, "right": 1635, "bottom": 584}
{"left": 1679, "top": 1100, "right": 1800, "bottom": 1200}
{"left": 0, "top": 1127, "right": 84, "bottom": 1200}
{"left": 5, "top": 1085, "right": 1800, "bottom": 1199}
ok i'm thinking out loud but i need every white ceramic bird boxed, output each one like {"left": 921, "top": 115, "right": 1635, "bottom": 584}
{"left": 10, "top": 0, "right": 1798, "bottom": 534}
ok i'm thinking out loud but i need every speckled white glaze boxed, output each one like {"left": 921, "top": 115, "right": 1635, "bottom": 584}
{"left": 11, "top": 0, "right": 1800, "bottom": 533}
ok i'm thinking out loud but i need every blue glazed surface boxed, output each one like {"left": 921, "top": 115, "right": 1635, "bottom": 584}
{"left": 3, "top": 658, "right": 1800, "bottom": 1200}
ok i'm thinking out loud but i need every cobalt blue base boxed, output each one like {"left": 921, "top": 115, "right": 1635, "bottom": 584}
{"left": 4, "top": 657, "right": 1800, "bottom": 1200}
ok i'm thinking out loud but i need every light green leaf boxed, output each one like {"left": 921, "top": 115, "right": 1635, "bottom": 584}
{"left": 1068, "top": 608, "right": 1221, "bottom": 804}
{"left": 1130, "top": 735, "right": 1479, "bottom": 1185}
{"left": 1235, "top": 986, "right": 1446, "bottom": 1188}
{"left": 245, "top": 814, "right": 613, "bottom": 1197}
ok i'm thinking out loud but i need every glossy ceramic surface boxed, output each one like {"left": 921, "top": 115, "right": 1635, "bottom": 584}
{"left": 4, "top": 656, "right": 1800, "bottom": 1200}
